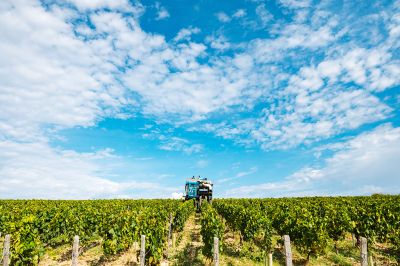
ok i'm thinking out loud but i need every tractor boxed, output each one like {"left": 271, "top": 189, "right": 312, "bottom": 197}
{"left": 185, "top": 176, "right": 213, "bottom": 210}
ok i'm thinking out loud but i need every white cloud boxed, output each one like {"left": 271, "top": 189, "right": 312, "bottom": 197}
{"left": 0, "top": 1, "right": 138, "bottom": 141}
{"left": 0, "top": 0, "right": 399, "bottom": 200}
{"left": 174, "top": 27, "right": 201, "bottom": 42}
{"left": 171, "top": 192, "right": 184, "bottom": 199}
{"left": 233, "top": 9, "right": 246, "bottom": 18}
{"left": 255, "top": 4, "right": 273, "bottom": 27}
{"left": 194, "top": 9, "right": 399, "bottom": 150}
{"left": 236, "top": 167, "right": 258, "bottom": 178}
{"left": 156, "top": 9, "right": 170, "bottom": 20}
{"left": 278, "top": 0, "right": 311, "bottom": 9}
{"left": 225, "top": 124, "right": 400, "bottom": 197}
{"left": 339, "top": 48, "right": 400, "bottom": 92}
{"left": 216, "top": 12, "right": 231, "bottom": 23}
{"left": 142, "top": 128, "right": 204, "bottom": 154}
{"left": 0, "top": 139, "right": 181, "bottom": 199}
{"left": 218, "top": 166, "right": 257, "bottom": 184}
{"left": 196, "top": 160, "right": 209, "bottom": 168}
{"left": 0, "top": 140, "right": 117, "bottom": 199}
{"left": 206, "top": 34, "right": 231, "bottom": 50}
{"left": 0, "top": 0, "right": 181, "bottom": 198}
{"left": 159, "top": 137, "right": 203, "bottom": 154}
{"left": 155, "top": 2, "right": 170, "bottom": 20}
{"left": 251, "top": 21, "right": 337, "bottom": 62}
{"left": 197, "top": 88, "right": 391, "bottom": 150}
{"left": 216, "top": 9, "right": 248, "bottom": 23}
{"left": 2, "top": 0, "right": 397, "bottom": 148}
{"left": 233, "top": 54, "right": 254, "bottom": 70}
{"left": 65, "top": 0, "right": 134, "bottom": 11}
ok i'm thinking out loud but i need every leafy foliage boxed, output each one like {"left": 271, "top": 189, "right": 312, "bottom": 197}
{"left": 172, "top": 199, "right": 195, "bottom": 233}
{"left": 200, "top": 203, "right": 224, "bottom": 258}
{"left": 0, "top": 199, "right": 191, "bottom": 265}
{"left": 8, "top": 215, "right": 44, "bottom": 265}
{"left": 214, "top": 195, "right": 400, "bottom": 262}
{"left": 0, "top": 196, "right": 399, "bottom": 264}
{"left": 213, "top": 201, "right": 273, "bottom": 257}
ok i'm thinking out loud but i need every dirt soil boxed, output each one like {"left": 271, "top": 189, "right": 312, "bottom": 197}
{"left": 168, "top": 213, "right": 205, "bottom": 266}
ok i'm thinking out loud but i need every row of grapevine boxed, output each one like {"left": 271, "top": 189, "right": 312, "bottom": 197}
{"left": 0, "top": 199, "right": 193, "bottom": 265}
{"left": 172, "top": 200, "right": 195, "bottom": 233}
{"left": 199, "top": 202, "right": 224, "bottom": 258}
{"left": 214, "top": 202, "right": 273, "bottom": 253}
{"left": 213, "top": 195, "right": 400, "bottom": 263}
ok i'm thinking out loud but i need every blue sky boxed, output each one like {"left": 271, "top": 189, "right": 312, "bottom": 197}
{"left": 0, "top": 0, "right": 399, "bottom": 199}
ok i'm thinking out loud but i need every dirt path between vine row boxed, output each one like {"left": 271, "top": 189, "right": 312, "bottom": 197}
{"left": 167, "top": 213, "right": 206, "bottom": 266}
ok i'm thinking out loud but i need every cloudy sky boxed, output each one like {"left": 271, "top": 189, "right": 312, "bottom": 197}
{"left": 0, "top": 0, "right": 399, "bottom": 199}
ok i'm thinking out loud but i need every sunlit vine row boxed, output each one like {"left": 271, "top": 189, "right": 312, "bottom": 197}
{"left": 0, "top": 199, "right": 192, "bottom": 265}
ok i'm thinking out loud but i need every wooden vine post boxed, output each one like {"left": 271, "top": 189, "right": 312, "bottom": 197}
{"left": 140, "top": 235, "right": 146, "bottom": 266}
{"left": 264, "top": 251, "right": 273, "bottom": 266}
{"left": 283, "top": 235, "right": 292, "bottom": 266}
{"left": 268, "top": 251, "right": 273, "bottom": 266}
{"left": 360, "top": 237, "right": 368, "bottom": 266}
{"left": 2, "top": 234, "right": 10, "bottom": 266}
{"left": 71, "top": 235, "right": 79, "bottom": 266}
{"left": 213, "top": 237, "right": 219, "bottom": 266}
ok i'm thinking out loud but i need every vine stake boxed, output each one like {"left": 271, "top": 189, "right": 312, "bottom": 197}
{"left": 2, "top": 234, "right": 10, "bottom": 266}
{"left": 140, "top": 235, "right": 145, "bottom": 266}
{"left": 71, "top": 235, "right": 79, "bottom": 266}
{"left": 283, "top": 235, "right": 292, "bottom": 266}
{"left": 360, "top": 237, "right": 368, "bottom": 266}
{"left": 213, "top": 237, "right": 219, "bottom": 266}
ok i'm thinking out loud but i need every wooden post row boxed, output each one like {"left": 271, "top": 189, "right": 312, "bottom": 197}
{"left": 283, "top": 235, "right": 292, "bottom": 266}
{"left": 71, "top": 235, "right": 79, "bottom": 266}
{"left": 2, "top": 234, "right": 10, "bottom": 266}
{"left": 213, "top": 237, "right": 219, "bottom": 266}
{"left": 360, "top": 237, "right": 368, "bottom": 266}
{"left": 140, "top": 235, "right": 146, "bottom": 266}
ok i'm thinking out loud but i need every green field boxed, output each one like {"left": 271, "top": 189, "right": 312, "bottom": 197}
{"left": 0, "top": 195, "right": 399, "bottom": 265}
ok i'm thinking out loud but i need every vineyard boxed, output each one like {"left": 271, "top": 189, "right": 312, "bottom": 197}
{"left": 0, "top": 195, "right": 399, "bottom": 265}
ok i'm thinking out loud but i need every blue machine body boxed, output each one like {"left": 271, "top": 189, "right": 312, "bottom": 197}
{"left": 185, "top": 177, "right": 213, "bottom": 201}
{"left": 185, "top": 180, "right": 199, "bottom": 199}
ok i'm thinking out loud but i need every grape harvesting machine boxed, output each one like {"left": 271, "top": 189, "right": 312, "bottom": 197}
{"left": 184, "top": 176, "right": 213, "bottom": 210}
